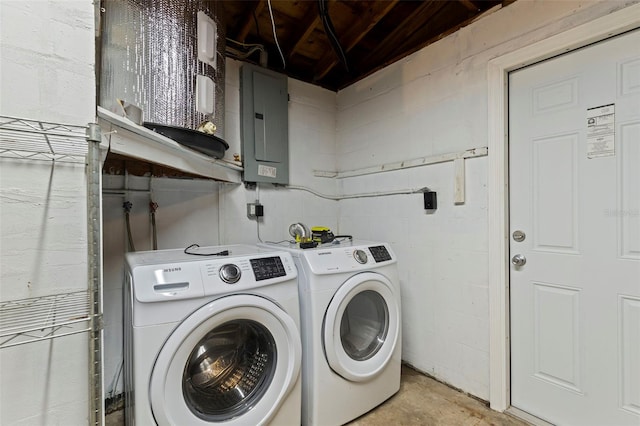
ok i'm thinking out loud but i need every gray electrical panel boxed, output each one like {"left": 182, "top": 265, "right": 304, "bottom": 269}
{"left": 241, "top": 64, "right": 289, "bottom": 184}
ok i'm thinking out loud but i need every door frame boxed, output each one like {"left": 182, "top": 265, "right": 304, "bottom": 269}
{"left": 487, "top": 4, "right": 640, "bottom": 412}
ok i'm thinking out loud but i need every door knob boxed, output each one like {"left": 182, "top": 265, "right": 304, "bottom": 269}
{"left": 511, "top": 254, "right": 526, "bottom": 267}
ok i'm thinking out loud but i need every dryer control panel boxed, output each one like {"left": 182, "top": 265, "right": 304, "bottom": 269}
{"left": 369, "top": 245, "right": 392, "bottom": 263}
{"left": 250, "top": 256, "right": 286, "bottom": 281}
{"left": 300, "top": 242, "right": 396, "bottom": 275}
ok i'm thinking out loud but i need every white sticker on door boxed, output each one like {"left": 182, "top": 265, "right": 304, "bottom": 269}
{"left": 587, "top": 104, "right": 615, "bottom": 158}
{"left": 258, "top": 164, "right": 277, "bottom": 178}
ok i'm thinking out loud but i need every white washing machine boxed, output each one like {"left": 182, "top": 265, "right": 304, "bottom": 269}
{"left": 124, "top": 244, "right": 301, "bottom": 426}
{"left": 259, "top": 239, "right": 401, "bottom": 426}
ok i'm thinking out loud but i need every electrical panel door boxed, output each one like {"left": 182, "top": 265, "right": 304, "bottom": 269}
{"left": 241, "top": 65, "right": 289, "bottom": 184}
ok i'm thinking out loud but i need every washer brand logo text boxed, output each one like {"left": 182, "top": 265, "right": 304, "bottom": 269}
{"left": 318, "top": 252, "right": 332, "bottom": 256}
{"left": 163, "top": 267, "right": 181, "bottom": 273}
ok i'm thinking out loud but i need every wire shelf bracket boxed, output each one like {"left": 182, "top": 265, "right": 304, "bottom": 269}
{"left": 0, "top": 115, "right": 89, "bottom": 163}
{"left": 0, "top": 291, "right": 92, "bottom": 349}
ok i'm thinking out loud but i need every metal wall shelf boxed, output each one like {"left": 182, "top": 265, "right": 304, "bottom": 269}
{"left": 0, "top": 115, "right": 89, "bottom": 162}
{"left": 0, "top": 291, "right": 92, "bottom": 349}
{"left": 98, "top": 107, "right": 242, "bottom": 182}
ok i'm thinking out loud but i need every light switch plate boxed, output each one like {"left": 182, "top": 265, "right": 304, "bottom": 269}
{"left": 197, "top": 11, "right": 217, "bottom": 69}
{"left": 196, "top": 75, "right": 215, "bottom": 115}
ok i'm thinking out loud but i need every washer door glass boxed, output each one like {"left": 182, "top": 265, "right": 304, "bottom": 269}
{"left": 340, "top": 290, "right": 389, "bottom": 361}
{"left": 182, "top": 319, "right": 277, "bottom": 422}
{"left": 149, "top": 295, "right": 301, "bottom": 426}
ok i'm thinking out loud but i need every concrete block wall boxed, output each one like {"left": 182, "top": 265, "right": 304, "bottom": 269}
{"left": 0, "top": 0, "right": 95, "bottom": 125}
{"left": 0, "top": 0, "right": 95, "bottom": 424}
{"left": 335, "top": 0, "right": 636, "bottom": 399}
{"left": 338, "top": 160, "right": 490, "bottom": 397}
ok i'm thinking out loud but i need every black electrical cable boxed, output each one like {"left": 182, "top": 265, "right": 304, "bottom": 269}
{"left": 317, "top": 0, "right": 349, "bottom": 73}
{"left": 183, "top": 244, "right": 229, "bottom": 256}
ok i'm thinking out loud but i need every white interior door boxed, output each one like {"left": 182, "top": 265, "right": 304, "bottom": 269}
{"left": 509, "top": 29, "right": 640, "bottom": 425}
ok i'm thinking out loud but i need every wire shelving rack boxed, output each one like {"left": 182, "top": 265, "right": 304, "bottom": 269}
{"left": 0, "top": 114, "right": 103, "bottom": 425}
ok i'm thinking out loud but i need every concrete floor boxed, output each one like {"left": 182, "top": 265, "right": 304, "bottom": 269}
{"left": 105, "top": 366, "right": 529, "bottom": 425}
{"left": 348, "top": 366, "right": 528, "bottom": 426}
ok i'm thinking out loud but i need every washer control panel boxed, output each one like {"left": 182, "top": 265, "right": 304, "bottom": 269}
{"left": 129, "top": 245, "right": 297, "bottom": 301}
{"left": 250, "top": 256, "right": 286, "bottom": 281}
{"left": 199, "top": 252, "right": 296, "bottom": 294}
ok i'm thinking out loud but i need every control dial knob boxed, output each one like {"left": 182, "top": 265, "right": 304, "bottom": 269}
{"left": 219, "top": 264, "right": 241, "bottom": 284}
{"left": 353, "top": 249, "right": 368, "bottom": 264}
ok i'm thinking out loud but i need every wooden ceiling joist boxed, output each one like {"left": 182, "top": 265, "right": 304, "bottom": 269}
{"left": 286, "top": 7, "right": 322, "bottom": 60}
{"left": 236, "top": 0, "right": 265, "bottom": 42}
{"left": 358, "top": 1, "right": 447, "bottom": 72}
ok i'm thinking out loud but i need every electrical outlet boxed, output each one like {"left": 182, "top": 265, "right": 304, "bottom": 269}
{"left": 247, "top": 203, "right": 256, "bottom": 219}
{"left": 247, "top": 203, "right": 264, "bottom": 219}
{"left": 424, "top": 191, "right": 437, "bottom": 210}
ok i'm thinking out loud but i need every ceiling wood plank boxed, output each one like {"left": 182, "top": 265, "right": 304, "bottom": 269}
{"left": 346, "top": 3, "right": 492, "bottom": 90}
{"left": 356, "top": 1, "right": 447, "bottom": 73}
{"left": 458, "top": 0, "right": 479, "bottom": 12}
{"left": 286, "top": 6, "right": 322, "bottom": 60}
{"left": 394, "top": 2, "right": 457, "bottom": 55}
{"left": 236, "top": 0, "right": 265, "bottom": 42}
{"left": 314, "top": 0, "right": 400, "bottom": 80}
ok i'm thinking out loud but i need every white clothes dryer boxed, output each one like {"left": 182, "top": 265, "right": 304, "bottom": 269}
{"left": 259, "top": 239, "right": 401, "bottom": 426}
{"left": 124, "top": 244, "right": 301, "bottom": 426}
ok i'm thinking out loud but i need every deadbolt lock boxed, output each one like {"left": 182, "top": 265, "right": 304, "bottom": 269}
{"left": 512, "top": 230, "right": 526, "bottom": 242}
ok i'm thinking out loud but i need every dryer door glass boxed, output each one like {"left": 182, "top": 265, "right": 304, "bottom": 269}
{"left": 323, "top": 272, "right": 399, "bottom": 382}
{"left": 182, "top": 319, "right": 277, "bottom": 422}
{"left": 340, "top": 290, "right": 389, "bottom": 361}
